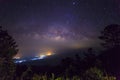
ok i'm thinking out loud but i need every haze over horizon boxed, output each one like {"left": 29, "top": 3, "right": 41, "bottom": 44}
{"left": 0, "top": 0, "right": 120, "bottom": 58}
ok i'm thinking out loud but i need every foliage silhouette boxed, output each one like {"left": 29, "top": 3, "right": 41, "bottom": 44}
{"left": 99, "top": 24, "right": 120, "bottom": 49}
{"left": 82, "top": 67, "right": 104, "bottom": 80}
{"left": 21, "top": 67, "right": 33, "bottom": 80}
{"left": 0, "top": 26, "right": 18, "bottom": 80}
{"left": 98, "top": 24, "right": 120, "bottom": 76}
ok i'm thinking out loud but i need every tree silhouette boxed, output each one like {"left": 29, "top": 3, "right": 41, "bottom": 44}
{"left": 0, "top": 26, "right": 18, "bottom": 58}
{"left": 61, "top": 57, "right": 74, "bottom": 69}
{"left": 82, "top": 67, "right": 103, "bottom": 80}
{"left": 21, "top": 67, "right": 33, "bottom": 80}
{"left": 83, "top": 48, "right": 97, "bottom": 69}
{"left": 99, "top": 24, "right": 120, "bottom": 76}
{"left": 99, "top": 24, "right": 120, "bottom": 49}
{"left": 0, "top": 26, "right": 18, "bottom": 80}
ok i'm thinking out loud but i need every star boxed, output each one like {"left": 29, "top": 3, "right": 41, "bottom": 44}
{"left": 72, "top": 2, "right": 76, "bottom": 5}
{"left": 103, "top": 8, "right": 106, "bottom": 10}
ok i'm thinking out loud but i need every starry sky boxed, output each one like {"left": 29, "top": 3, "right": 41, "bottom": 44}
{"left": 0, "top": 0, "right": 120, "bottom": 58}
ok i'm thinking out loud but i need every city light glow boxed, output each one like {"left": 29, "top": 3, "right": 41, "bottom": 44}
{"left": 14, "top": 51, "right": 54, "bottom": 63}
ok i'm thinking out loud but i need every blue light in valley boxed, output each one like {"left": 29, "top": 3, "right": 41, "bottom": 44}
{"left": 15, "top": 59, "right": 26, "bottom": 63}
{"left": 14, "top": 55, "right": 47, "bottom": 64}
{"left": 14, "top": 51, "right": 54, "bottom": 64}
{"left": 31, "top": 55, "right": 46, "bottom": 61}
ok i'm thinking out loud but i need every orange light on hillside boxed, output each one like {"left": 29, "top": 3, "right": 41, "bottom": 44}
{"left": 13, "top": 56, "right": 20, "bottom": 59}
{"left": 46, "top": 51, "right": 52, "bottom": 56}
{"left": 13, "top": 53, "right": 21, "bottom": 59}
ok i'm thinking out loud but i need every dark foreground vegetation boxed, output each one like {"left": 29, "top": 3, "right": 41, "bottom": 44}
{"left": 0, "top": 24, "right": 120, "bottom": 80}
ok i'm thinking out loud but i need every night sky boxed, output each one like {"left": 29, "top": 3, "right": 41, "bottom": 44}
{"left": 0, "top": 0, "right": 120, "bottom": 58}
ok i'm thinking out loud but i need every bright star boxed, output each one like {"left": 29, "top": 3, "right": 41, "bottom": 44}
{"left": 73, "top": 2, "right": 76, "bottom": 5}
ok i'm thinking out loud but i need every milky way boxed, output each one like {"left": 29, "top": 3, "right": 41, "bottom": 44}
{"left": 0, "top": 0, "right": 120, "bottom": 58}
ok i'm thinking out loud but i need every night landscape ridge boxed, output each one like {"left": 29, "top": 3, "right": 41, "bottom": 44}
{"left": 0, "top": 0, "right": 120, "bottom": 80}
